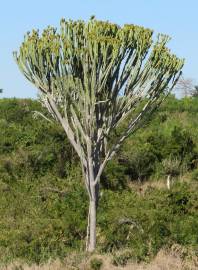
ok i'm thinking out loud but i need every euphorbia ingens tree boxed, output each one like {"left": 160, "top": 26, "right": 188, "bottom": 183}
{"left": 14, "top": 18, "right": 184, "bottom": 252}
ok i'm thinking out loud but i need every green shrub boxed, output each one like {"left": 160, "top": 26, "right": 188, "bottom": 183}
{"left": 112, "top": 250, "right": 134, "bottom": 266}
{"left": 101, "top": 159, "right": 128, "bottom": 190}
{"left": 13, "top": 266, "right": 24, "bottom": 270}
{"left": 90, "top": 257, "right": 103, "bottom": 270}
{"left": 162, "top": 157, "right": 181, "bottom": 177}
{"left": 1, "top": 98, "right": 198, "bottom": 264}
{"left": 191, "top": 168, "right": 198, "bottom": 181}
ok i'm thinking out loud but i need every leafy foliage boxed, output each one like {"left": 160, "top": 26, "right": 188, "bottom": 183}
{"left": 90, "top": 257, "right": 103, "bottom": 270}
{"left": 1, "top": 96, "right": 198, "bottom": 263}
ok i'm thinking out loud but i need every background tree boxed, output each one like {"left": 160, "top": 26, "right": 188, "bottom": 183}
{"left": 191, "top": 85, "right": 198, "bottom": 97}
{"left": 162, "top": 156, "right": 181, "bottom": 189}
{"left": 14, "top": 18, "right": 184, "bottom": 251}
{"left": 175, "top": 77, "right": 194, "bottom": 97}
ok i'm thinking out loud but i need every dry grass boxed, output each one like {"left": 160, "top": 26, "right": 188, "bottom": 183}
{"left": 1, "top": 247, "right": 198, "bottom": 270}
{"left": 128, "top": 172, "right": 196, "bottom": 196}
{"left": 128, "top": 178, "right": 169, "bottom": 196}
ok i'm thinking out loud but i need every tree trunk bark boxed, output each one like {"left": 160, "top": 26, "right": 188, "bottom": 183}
{"left": 87, "top": 199, "right": 97, "bottom": 252}
{"left": 86, "top": 181, "right": 99, "bottom": 252}
{"left": 167, "top": 174, "right": 171, "bottom": 190}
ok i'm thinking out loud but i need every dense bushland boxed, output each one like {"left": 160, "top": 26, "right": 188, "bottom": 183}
{"left": 0, "top": 96, "right": 198, "bottom": 265}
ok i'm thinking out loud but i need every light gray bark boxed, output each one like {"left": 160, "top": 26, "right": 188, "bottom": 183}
{"left": 87, "top": 199, "right": 97, "bottom": 252}
{"left": 167, "top": 174, "right": 171, "bottom": 190}
{"left": 85, "top": 167, "right": 100, "bottom": 251}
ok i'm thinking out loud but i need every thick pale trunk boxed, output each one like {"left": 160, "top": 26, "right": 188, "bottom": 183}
{"left": 86, "top": 181, "right": 99, "bottom": 252}
{"left": 167, "top": 174, "right": 171, "bottom": 190}
{"left": 87, "top": 200, "right": 97, "bottom": 252}
{"left": 85, "top": 152, "right": 100, "bottom": 252}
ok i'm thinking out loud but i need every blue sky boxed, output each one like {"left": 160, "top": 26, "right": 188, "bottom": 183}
{"left": 0, "top": 0, "right": 197, "bottom": 98}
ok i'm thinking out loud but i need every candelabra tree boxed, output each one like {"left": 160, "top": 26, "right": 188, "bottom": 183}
{"left": 14, "top": 17, "right": 184, "bottom": 252}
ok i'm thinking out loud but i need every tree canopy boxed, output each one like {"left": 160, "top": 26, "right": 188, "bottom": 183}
{"left": 14, "top": 18, "right": 184, "bottom": 164}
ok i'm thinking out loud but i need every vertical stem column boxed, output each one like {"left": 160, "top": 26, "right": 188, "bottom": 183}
{"left": 88, "top": 199, "right": 97, "bottom": 252}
